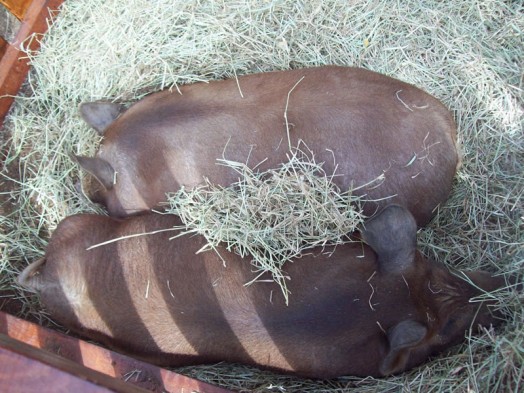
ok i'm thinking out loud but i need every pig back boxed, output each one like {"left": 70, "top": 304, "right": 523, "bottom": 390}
{"left": 95, "top": 66, "right": 459, "bottom": 225}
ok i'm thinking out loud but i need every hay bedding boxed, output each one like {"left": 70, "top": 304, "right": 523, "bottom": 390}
{"left": 165, "top": 147, "right": 366, "bottom": 304}
{"left": 1, "top": 0, "right": 523, "bottom": 392}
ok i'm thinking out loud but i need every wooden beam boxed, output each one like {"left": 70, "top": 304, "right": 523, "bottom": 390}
{"left": 0, "top": 333, "right": 149, "bottom": 393}
{"left": 0, "top": 0, "right": 64, "bottom": 129}
{"left": 0, "top": 36, "right": 7, "bottom": 59}
{"left": 0, "top": 312, "right": 236, "bottom": 393}
{"left": 0, "top": 0, "right": 33, "bottom": 20}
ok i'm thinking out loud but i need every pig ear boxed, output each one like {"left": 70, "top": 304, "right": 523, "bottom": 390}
{"left": 73, "top": 155, "right": 115, "bottom": 190}
{"left": 18, "top": 258, "right": 47, "bottom": 292}
{"left": 360, "top": 205, "right": 417, "bottom": 274}
{"left": 80, "top": 102, "right": 122, "bottom": 135}
{"left": 380, "top": 319, "right": 427, "bottom": 375}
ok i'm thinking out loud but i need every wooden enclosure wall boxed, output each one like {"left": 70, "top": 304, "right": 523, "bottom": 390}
{"left": 0, "top": 0, "right": 64, "bottom": 128}
{"left": 1, "top": 0, "right": 34, "bottom": 20}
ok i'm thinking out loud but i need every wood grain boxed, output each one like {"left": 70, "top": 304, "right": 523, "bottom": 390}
{"left": 0, "top": 0, "right": 64, "bottom": 128}
{"left": 0, "top": 312, "right": 236, "bottom": 393}
{"left": 0, "top": 0, "right": 33, "bottom": 20}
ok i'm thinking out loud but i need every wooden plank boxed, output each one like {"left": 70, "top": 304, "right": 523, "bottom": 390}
{"left": 0, "top": 312, "right": 236, "bottom": 393}
{"left": 0, "top": 3, "right": 22, "bottom": 43}
{"left": 0, "top": 36, "right": 7, "bottom": 59}
{"left": 0, "top": 334, "right": 148, "bottom": 393}
{"left": 0, "top": 0, "right": 64, "bottom": 129}
{"left": 0, "top": 348, "right": 116, "bottom": 393}
{"left": 0, "top": 0, "right": 33, "bottom": 20}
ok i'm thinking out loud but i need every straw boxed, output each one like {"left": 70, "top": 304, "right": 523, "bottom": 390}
{"left": 165, "top": 145, "right": 365, "bottom": 303}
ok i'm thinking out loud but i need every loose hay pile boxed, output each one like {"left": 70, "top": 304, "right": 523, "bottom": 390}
{"left": 166, "top": 148, "right": 365, "bottom": 303}
{"left": 0, "top": 0, "right": 522, "bottom": 392}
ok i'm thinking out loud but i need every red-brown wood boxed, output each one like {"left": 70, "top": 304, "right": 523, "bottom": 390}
{"left": 0, "top": 312, "right": 236, "bottom": 393}
{"left": 0, "top": 333, "right": 148, "bottom": 393}
{"left": 0, "top": 36, "right": 7, "bottom": 59}
{"left": 0, "top": 0, "right": 64, "bottom": 129}
{"left": 0, "top": 0, "right": 33, "bottom": 20}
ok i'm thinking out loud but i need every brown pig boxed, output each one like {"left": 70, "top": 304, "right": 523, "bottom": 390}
{"left": 75, "top": 66, "right": 459, "bottom": 225}
{"left": 18, "top": 206, "right": 506, "bottom": 378}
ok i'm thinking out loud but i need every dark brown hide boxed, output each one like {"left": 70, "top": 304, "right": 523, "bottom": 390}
{"left": 76, "top": 66, "right": 459, "bottom": 225}
{"left": 19, "top": 206, "right": 506, "bottom": 378}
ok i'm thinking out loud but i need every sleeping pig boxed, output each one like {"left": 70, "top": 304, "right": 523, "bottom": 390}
{"left": 75, "top": 66, "right": 459, "bottom": 225}
{"left": 18, "top": 205, "right": 507, "bottom": 378}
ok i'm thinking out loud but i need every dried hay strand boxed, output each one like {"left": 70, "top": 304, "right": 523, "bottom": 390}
{"left": 165, "top": 146, "right": 365, "bottom": 303}
{"left": 0, "top": 0, "right": 522, "bottom": 392}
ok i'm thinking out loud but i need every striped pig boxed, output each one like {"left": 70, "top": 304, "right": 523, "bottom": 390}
{"left": 19, "top": 206, "right": 506, "bottom": 378}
